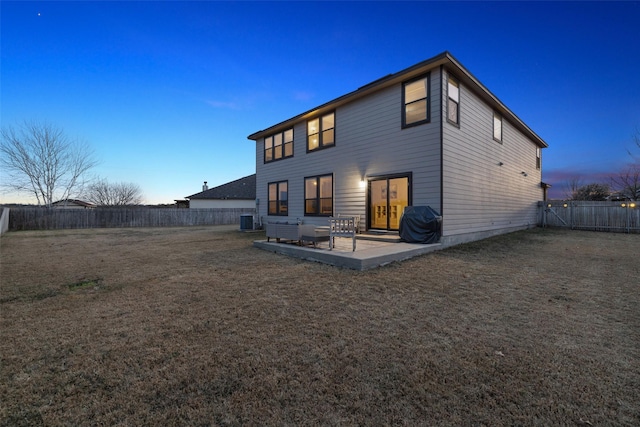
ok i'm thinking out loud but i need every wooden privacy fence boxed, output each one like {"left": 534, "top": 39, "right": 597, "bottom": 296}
{"left": 8, "top": 207, "right": 256, "bottom": 231}
{"left": 539, "top": 201, "right": 639, "bottom": 233}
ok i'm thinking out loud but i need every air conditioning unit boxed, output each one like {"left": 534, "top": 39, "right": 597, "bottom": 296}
{"left": 240, "top": 214, "right": 254, "bottom": 231}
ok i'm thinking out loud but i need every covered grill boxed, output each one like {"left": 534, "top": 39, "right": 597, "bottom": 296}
{"left": 398, "top": 206, "right": 442, "bottom": 244}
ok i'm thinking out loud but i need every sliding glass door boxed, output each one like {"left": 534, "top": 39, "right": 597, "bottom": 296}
{"left": 369, "top": 175, "right": 411, "bottom": 231}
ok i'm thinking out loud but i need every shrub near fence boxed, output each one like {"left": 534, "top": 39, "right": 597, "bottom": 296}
{"left": 8, "top": 208, "right": 256, "bottom": 231}
{"left": 539, "top": 201, "right": 639, "bottom": 233}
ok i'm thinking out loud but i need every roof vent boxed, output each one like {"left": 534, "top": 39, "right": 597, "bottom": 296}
{"left": 203, "top": 181, "right": 208, "bottom": 191}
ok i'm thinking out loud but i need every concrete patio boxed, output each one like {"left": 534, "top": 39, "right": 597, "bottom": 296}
{"left": 253, "top": 234, "right": 442, "bottom": 270}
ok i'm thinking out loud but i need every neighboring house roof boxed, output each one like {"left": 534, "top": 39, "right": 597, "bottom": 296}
{"left": 608, "top": 189, "right": 640, "bottom": 201}
{"left": 51, "top": 199, "right": 96, "bottom": 208}
{"left": 187, "top": 174, "right": 256, "bottom": 200}
{"left": 248, "top": 51, "right": 548, "bottom": 149}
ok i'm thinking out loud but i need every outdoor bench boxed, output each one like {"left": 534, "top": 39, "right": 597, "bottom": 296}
{"left": 266, "top": 218, "right": 356, "bottom": 250}
{"left": 329, "top": 216, "right": 357, "bottom": 251}
{"left": 337, "top": 214, "right": 361, "bottom": 233}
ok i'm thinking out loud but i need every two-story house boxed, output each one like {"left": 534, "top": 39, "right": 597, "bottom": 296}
{"left": 248, "top": 51, "right": 548, "bottom": 246}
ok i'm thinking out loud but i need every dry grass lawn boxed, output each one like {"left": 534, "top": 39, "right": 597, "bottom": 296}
{"left": 1, "top": 226, "right": 638, "bottom": 426}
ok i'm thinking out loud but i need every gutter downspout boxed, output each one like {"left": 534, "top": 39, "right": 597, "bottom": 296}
{"left": 439, "top": 65, "right": 445, "bottom": 230}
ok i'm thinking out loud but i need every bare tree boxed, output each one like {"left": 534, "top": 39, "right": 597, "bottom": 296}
{"left": 609, "top": 127, "right": 640, "bottom": 200}
{"left": 571, "top": 183, "right": 611, "bottom": 201}
{"left": 564, "top": 177, "right": 583, "bottom": 200}
{"left": 85, "top": 179, "right": 144, "bottom": 206}
{"left": 629, "top": 127, "right": 640, "bottom": 162}
{"left": 1, "top": 121, "right": 97, "bottom": 206}
{"left": 610, "top": 164, "right": 640, "bottom": 200}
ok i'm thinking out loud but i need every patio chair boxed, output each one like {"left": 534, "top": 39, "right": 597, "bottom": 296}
{"left": 329, "top": 217, "right": 357, "bottom": 251}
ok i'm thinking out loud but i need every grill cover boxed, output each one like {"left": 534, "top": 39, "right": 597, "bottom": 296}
{"left": 399, "top": 206, "right": 442, "bottom": 244}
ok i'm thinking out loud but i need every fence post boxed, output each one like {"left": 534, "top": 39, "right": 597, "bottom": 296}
{"left": 570, "top": 202, "right": 574, "bottom": 230}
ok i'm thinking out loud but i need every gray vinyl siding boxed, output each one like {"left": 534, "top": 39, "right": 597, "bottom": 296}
{"left": 253, "top": 54, "right": 548, "bottom": 247}
{"left": 256, "top": 69, "right": 443, "bottom": 229}
{"left": 441, "top": 70, "right": 542, "bottom": 238}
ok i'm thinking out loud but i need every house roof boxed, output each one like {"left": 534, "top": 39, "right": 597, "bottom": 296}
{"left": 187, "top": 174, "right": 256, "bottom": 200}
{"left": 247, "top": 51, "right": 548, "bottom": 149}
{"left": 51, "top": 199, "right": 96, "bottom": 208}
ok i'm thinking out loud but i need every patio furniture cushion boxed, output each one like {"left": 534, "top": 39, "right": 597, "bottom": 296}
{"left": 299, "top": 225, "right": 330, "bottom": 247}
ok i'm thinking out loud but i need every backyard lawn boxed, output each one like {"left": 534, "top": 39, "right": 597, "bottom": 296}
{"left": 1, "top": 226, "right": 638, "bottom": 426}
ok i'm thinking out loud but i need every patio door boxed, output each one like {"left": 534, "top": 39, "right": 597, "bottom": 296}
{"left": 368, "top": 174, "right": 411, "bottom": 231}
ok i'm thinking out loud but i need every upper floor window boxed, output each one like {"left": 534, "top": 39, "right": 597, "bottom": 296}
{"left": 447, "top": 77, "right": 460, "bottom": 125}
{"left": 493, "top": 112, "right": 503, "bottom": 143}
{"left": 307, "top": 112, "right": 335, "bottom": 152}
{"left": 264, "top": 129, "right": 293, "bottom": 163}
{"left": 536, "top": 147, "right": 541, "bottom": 170}
{"left": 304, "top": 174, "right": 333, "bottom": 216}
{"left": 268, "top": 181, "right": 288, "bottom": 215}
{"left": 402, "top": 74, "right": 430, "bottom": 127}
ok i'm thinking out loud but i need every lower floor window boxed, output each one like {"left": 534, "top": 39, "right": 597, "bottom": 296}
{"left": 268, "top": 181, "right": 288, "bottom": 215}
{"left": 304, "top": 174, "right": 333, "bottom": 216}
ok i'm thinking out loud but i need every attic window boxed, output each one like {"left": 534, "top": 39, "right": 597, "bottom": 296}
{"left": 402, "top": 74, "right": 430, "bottom": 128}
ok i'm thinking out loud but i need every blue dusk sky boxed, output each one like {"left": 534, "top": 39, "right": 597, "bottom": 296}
{"left": 1, "top": 1, "right": 639, "bottom": 203}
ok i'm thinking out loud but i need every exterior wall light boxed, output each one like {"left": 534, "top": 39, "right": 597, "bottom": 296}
{"left": 563, "top": 203, "right": 568, "bottom": 208}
